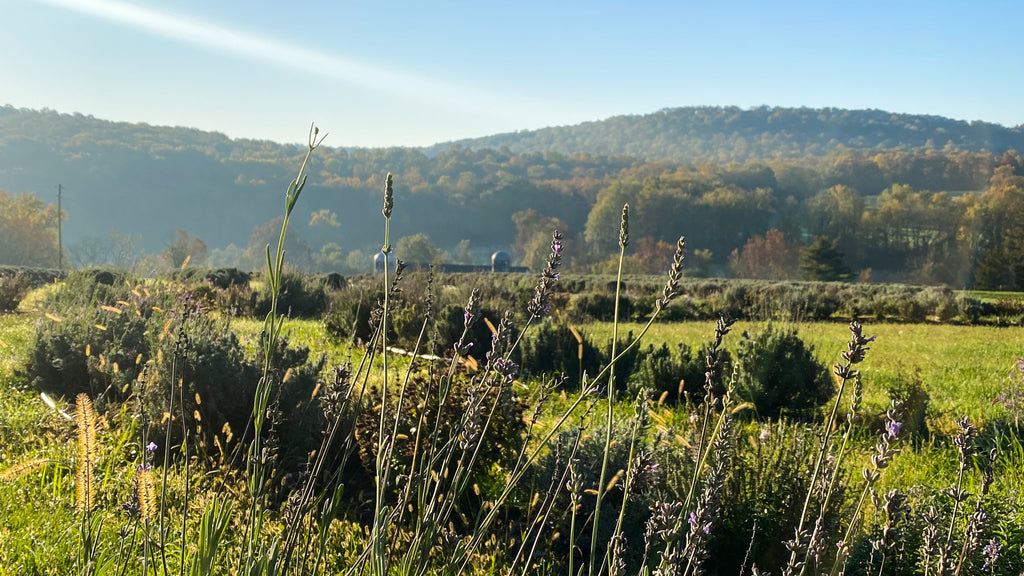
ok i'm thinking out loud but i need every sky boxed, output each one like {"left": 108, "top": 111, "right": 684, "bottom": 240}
{"left": 1, "top": 0, "right": 1022, "bottom": 147}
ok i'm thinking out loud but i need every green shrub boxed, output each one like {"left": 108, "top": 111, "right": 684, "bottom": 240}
{"left": 254, "top": 272, "right": 328, "bottom": 318}
{"left": 935, "top": 292, "right": 959, "bottom": 323}
{"left": 48, "top": 267, "right": 135, "bottom": 310}
{"left": 27, "top": 279, "right": 327, "bottom": 471}
{"left": 517, "top": 319, "right": 604, "bottom": 387}
{"left": 173, "top": 267, "right": 251, "bottom": 289}
{"left": 734, "top": 325, "right": 832, "bottom": 419}
{"left": 0, "top": 272, "right": 31, "bottom": 313}
{"left": 324, "top": 287, "right": 379, "bottom": 343}
{"left": 626, "top": 342, "right": 721, "bottom": 403}
{"left": 567, "top": 292, "right": 634, "bottom": 322}
{"left": 886, "top": 368, "right": 931, "bottom": 439}
{"left": 353, "top": 369, "right": 526, "bottom": 506}
{"left": 27, "top": 293, "right": 155, "bottom": 405}
{"left": 141, "top": 310, "right": 260, "bottom": 459}
{"left": 526, "top": 418, "right": 652, "bottom": 570}
{"left": 433, "top": 303, "right": 499, "bottom": 361}
{"left": 213, "top": 282, "right": 258, "bottom": 315}
{"left": 143, "top": 317, "right": 327, "bottom": 471}
{"left": 710, "top": 420, "right": 844, "bottom": 573}
{"left": 897, "top": 297, "right": 928, "bottom": 323}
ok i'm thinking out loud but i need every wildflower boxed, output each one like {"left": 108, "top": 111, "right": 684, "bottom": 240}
{"left": 526, "top": 230, "right": 564, "bottom": 319}
{"left": 656, "top": 237, "right": 686, "bottom": 311}
{"left": 982, "top": 538, "right": 1002, "bottom": 572}
{"left": 630, "top": 450, "right": 660, "bottom": 494}
{"left": 886, "top": 419, "right": 902, "bottom": 439}
{"left": 146, "top": 442, "right": 158, "bottom": 452}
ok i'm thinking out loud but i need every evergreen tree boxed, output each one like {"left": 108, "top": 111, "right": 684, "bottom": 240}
{"left": 799, "top": 236, "right": 851, "bottom": 281}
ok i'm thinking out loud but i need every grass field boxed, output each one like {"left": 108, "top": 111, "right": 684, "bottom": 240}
{"left": 579, "top": 320, "right": 1024, "bottom": 431}
{"left": 2, "top": 301, "right": 1024, "bottom": 575}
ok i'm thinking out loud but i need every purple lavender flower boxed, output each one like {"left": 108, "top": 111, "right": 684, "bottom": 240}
{"left": 886, "top": 420, "right": 902, "bottom": 438}
{"left": 982, "top": 538, "right": 1002, "bottom": 572}
{"left": 146, "top": 442, "right": 158, "bottom": 452}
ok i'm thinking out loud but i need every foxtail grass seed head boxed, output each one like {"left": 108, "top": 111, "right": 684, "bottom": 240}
{"left": 619, "top": 203, "right": 629, "bottom": 249}
{"left": 0, "top": 458, "right": 52, "bottom": 481}
{"left": 75, "top": 393, "right": 98, "bottom": 512}
{"left": 135, "top": 467, "right": 157, "bottom": 520}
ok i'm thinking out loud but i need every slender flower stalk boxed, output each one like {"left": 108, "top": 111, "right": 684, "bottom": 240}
{"left": 792, "top": 321, "right": 874, "bottom": 576}
{"left": 371, "top": 172, "right": 395, "bottom": 576}
{"left": 830, "top": 401, "right": 904, "bottom": 576}
{"left": 591, "top": 204, "right": 629, "bottom": 576}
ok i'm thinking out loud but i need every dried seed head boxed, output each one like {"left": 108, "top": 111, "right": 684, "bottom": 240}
{"left": 656, "top": 237, "right": 686, "bottom": 311}
{"left": 382, "top": 172, "right": 394, "bottom": 218}
{"left": 135, "top": 468, "right": 157, "bottom": 521}
{"left": 75, "top": 394, "right": 98, "bottom": 512}
{"left": 618, "top": 203, "right": 630, "bottom": 249}
{"left": 0, "top": 458, "right": 52, "bottom": 481}
{"left": 527, "top": 230, "right": 564, "bottom": 319}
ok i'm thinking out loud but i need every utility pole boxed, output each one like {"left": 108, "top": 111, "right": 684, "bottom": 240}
{"left": 56, "top": 184, "right": 63, "bottom": 270}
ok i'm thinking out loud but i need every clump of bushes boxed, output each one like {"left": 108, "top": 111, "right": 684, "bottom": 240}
{"left": 0, "top": 272, "right": 32, "bottom": 312}
{"left": 886, "top": 368, "right": 931, "bottom": 439}
{"left": 516, "top": 319, "right": 605, "bottom": 388}
{"left": 354, "top": 368, "right": 526, "bottom": 506}
{"left": 734, "top": 324, "right": 832, "bottom": 418}
{"left": 254, "top": 271, "right": 329, "bottom": 318}
{"left": 26, "top": 269, "right": 327, "bottom": 470}
{"left": 626, "top": 342, "right": 722, "bottom": 403}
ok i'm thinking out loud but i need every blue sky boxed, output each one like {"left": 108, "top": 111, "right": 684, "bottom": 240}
{"left": 1, "top": 0, "right": 1021, "bottom": 147}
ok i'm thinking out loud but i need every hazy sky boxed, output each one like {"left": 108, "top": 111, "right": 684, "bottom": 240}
{"left": 2, "top": 0, "right": 1022, "bottom": 147}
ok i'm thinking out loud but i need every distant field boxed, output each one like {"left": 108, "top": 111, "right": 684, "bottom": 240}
{"left": 579, "top": 320, "right": 1024, "bottom": 430}
{"left": 963, "top": 290, "right": 1024, "bottom": 302}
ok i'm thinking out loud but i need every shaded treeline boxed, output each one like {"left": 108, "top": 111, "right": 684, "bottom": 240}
{"left": 2, "top": 105, "right": 1024, "bottom": 289}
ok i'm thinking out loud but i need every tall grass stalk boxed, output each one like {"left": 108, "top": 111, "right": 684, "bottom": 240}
{"left": 235, "top": 124, "right": 324, "bottom": 573}
{"left": 591, "top": 203, "right": 629, "bottom": 576}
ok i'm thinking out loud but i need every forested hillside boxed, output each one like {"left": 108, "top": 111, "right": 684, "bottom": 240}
{"left": 3, "top": 104, "right": 1024, "bottom": 290}
{"left": 430, "top": 106, "right": 1024, "bottom": 162}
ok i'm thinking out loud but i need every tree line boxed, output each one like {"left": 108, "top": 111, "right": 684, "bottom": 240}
{"left": 2, "top": 106, "right": 1024, "bottom": 289}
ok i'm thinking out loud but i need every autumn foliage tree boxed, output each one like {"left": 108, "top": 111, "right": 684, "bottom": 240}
{"left": 0, "top": 188, "right": 61, "bottom": 267}
{"left": 729, "top": 229, "right": 799, "bottom": 280}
